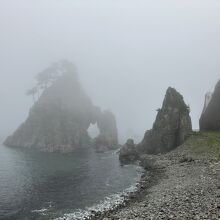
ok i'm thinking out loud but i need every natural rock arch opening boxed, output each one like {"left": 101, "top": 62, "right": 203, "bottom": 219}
{"left": 87, "top": 123, "right": 100, "bottom": 139}
{"left": 4, "top": 61, "right": 118, "bottom": 153}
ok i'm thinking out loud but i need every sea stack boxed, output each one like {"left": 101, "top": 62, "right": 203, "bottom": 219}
{"left": 4, "top": 61, "right": 118, "bottom": 153}
{"left": 137, "top": 87, "right": 192, "bottom": 154}
{"left": 200, "top": 80, "right": 220, "bottom": 131}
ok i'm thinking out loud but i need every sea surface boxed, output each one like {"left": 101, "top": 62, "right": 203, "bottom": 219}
{"left": 0, "top": 143, "right": 141, "bottom": 220}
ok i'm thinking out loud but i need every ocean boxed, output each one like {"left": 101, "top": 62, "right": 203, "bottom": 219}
{"left": 0, "top": 144, "right": 141, "bottom": 220}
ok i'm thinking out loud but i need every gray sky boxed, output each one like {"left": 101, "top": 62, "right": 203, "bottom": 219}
{"left": 0, "top": 0, "right": 220, "bottom": 143}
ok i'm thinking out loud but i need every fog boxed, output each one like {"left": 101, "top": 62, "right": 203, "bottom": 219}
{"left": 0, "top": 0, "right": 220, "bottom": 143}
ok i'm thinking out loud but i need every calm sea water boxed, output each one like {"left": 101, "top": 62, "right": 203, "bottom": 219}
{"left": 0, "top": 143, "right": 140, "bottom": 220}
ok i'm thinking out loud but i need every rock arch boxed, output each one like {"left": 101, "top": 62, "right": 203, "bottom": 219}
{"left": 4, "top": 63, "right": 118, "bottom": 153}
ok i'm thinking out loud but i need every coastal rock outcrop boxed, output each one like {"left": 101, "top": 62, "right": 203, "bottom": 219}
{"left": 137, "top": 87, "right": 192, "bottom": 154}
{"left": 200, "top": 80, "right": 220, "bottom": 131}
{"left": 4, "top": 61, "right": 118, "bottom": 153}
{"left": 119, "top": 139, "right": 139, "bottom": 164}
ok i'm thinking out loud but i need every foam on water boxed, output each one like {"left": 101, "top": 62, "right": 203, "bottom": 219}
{"left": 0, "top": 144, "right": 142, "bottom": 220}
{"left": 55, "top": 166, "right": 143, "bottom": 220}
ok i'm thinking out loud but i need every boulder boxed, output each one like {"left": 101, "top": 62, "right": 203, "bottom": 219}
{"left": 137, "top": 87, "right": 192, "bottom": 154}
{"left": 119, "top": 139, "right": 139, "bottom": 164}
{"left": 200, "top": 80, "right": 220, "bottom": 131}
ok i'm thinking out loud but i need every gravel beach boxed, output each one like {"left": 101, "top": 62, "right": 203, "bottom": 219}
{"left": 91, "top": 133, "right": 220, "bottom": 220}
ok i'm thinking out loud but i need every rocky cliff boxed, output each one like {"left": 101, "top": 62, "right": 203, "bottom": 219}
{"left": 137, "top": 87, "right": 192, "bottom": 154}
{"left": 201, "top": 92, "right": 213, "bottom": 114}
{"left": 4, "top": 61, "right": 118, "bottom": 152}
{"left": 200, "top": 80, "right": 220, "bottom": 131}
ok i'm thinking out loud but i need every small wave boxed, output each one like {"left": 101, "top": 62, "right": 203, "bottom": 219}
{"left": 31, "top": 202, "right": 53, "bottom": 216}
{"left": 112, "top": 149, "right": 120, "bottom": 155}
{"left": 31, "top": 208, "right": 48, "bottom": 215}
{"left": 55, "top": 167, "right": 143, "bottom": 220}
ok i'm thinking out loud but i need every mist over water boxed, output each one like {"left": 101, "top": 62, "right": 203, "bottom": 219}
{"left": 0, "top": 144, "right": 140, "bottom": 220}
{"left": 0, "top": 0, "right": 220, "bottom": 143}
{"left": 0, "top": 1, "right": 219, "bottom": 220}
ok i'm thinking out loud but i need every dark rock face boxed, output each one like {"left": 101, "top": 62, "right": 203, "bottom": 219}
{"left": 137, "top": 87, "right": 192, "bottom": 154}
{"left": 119, "top": 139, "right": 139, "bottom": 164}
{"left": 4, "top": 67, "right": 118, "bottom": 153}
{"left": 200, "top": 80, "right": 220, "bottom": 131}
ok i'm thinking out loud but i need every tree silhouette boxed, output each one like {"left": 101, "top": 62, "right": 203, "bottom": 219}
{"left": 27, "top": 60, "right": 77, "bottom": 102}
{"left": 26, "top": 86, "right": 38, "bottom": 103}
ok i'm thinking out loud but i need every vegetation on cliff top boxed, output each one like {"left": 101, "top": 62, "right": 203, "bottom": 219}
{"left": 186, "top": 131, "right": 220, "bottom": 160}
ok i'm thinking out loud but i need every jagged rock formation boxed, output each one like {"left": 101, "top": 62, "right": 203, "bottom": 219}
{"left": 200, "top": 80, "right": 220, "bottom": 131}
{"left": 137, "top": 87, "right": 192, "bottom": 154}
{"left": 119, "top": 139, "right": 139, "bottom": 164}
{"left": 4, "top": 61, "right": 118, "bottom": 153}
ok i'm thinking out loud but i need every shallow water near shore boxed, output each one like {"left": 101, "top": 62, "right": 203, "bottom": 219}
{"left": 0, "top": 143, "right": 142, "bottom": 220}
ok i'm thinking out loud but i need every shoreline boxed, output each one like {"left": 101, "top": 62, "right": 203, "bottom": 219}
{"left": 88, "top": 158, "right": 166, "bottom": 220}
{"left": 89, "top": 134, "right": 220, "bottom": 219}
